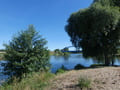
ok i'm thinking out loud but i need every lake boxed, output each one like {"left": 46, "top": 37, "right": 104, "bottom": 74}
{"left": 0, "top": 54, "right": 120, "bottom": 84}
{"left": 50, "top": 54, "right": 120, "bottom": 73}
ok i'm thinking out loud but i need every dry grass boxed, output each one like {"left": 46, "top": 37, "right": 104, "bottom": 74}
{"left": 50, "top": 67, "right": 120, "bottom": 90}
{"left": 0, "top": 72, "right": 55, "bottom": 90}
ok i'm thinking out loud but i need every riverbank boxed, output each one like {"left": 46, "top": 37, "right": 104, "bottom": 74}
{"left": 49, "top": 67, "right": 120, "bottom": 90}
{"left": 0, "top": 67, "right": 120, "bottom": 90}
{"left": 0, "top": 72, "right": 55, "bottom": 90}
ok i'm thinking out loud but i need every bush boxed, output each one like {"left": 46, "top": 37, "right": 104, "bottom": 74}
{"left": 3, "top": 25, "right": 50, "bottom": 81}
{"left": 56, "top": 65, "right": 67, "bottom": 74}
{"left": 78, "top": 76, "right": 91, "bottom": 89}
{"left": 0, "top": 72, "right": 54, "bottom": 90}
{"left": 56, "top": 69, "right": 65, "bottom": 74}
{"left": 74, "top": 64, "right": 85, "bottom": 70}
{"left": 54, "top": 49, "right": 69, "bottom": 56}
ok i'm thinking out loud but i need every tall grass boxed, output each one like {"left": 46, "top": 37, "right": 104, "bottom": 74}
{"left": 0, "top": 72, "right": 54, "bottom": 90}
{"left": 78, "top": 75, "right": 91, "bottom": 89}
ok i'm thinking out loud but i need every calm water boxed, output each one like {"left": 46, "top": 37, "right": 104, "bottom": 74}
{"left": 50, "top": 54, "right": 94, "bottom": 73}
{"left": 0, "top": 54, "right": 120, "bottom": 84}
{"left": 50, "top": 54, "right": 120, "bottom": 73}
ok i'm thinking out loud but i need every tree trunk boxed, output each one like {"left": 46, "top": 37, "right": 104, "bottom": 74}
{"left": 112, "top": 59, "right": 114, "bottom": 66}
{"left": 104, "top": 54, "right": 110, "bottom": 66}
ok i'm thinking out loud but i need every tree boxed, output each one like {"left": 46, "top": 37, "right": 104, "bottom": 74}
{"left": 3, "top": 25, "right": 50, "bottom": 79}
{"left": 93, "top": 0, "right": 120, "bottom": 7}
{"left": 61, "top": 48, "right": 69, "bottom": 52}
{"left": 54, "top": 49, "right": 63, "bottom": 56}
{"left": 65, "top": 2, "right": 120, "bottom": 66}
{"left": 54, "top": 49, "right": 60, "bottom": 53}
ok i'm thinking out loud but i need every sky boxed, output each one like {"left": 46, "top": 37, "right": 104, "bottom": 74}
{"left": 0, "top": 0, "right": 93, "bottom": 51}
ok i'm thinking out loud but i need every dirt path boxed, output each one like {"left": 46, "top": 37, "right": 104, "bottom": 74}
{"left": 49, "top": 67, "right": 120, "bottom": 90}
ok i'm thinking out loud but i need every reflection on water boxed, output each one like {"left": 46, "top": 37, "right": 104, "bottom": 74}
{"left": 0, "top": 61, "right": 8, "bottom": 84}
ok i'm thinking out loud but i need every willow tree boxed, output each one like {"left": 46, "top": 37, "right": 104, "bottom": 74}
{"left": 3, "top": 25, "right": 50, "bottom": 79}
{"left": 66, "top": 2, "right": 120, "bottom": 66}
{"left": 93, "top": 0, "right": 120, "bottom": 7}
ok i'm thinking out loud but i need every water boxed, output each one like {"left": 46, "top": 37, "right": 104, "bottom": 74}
{"left": 50, "top": 54, "right": 120, "bottom": 73}
{"left": 50, "top": 54, "right": 95, "bottom": 73}
{"left": 0, "top": 61, "right": 9, "bottom": 84}
{"left": 0, "top": 54, "right": 120, "bottom": 84}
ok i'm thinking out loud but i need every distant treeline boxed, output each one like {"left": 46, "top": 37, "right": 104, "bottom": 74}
{"left": 0, "top": 49, "right": 5, "bottom": 52}
{"left": 51, "top": 49, "right": 70, "bottom": 56}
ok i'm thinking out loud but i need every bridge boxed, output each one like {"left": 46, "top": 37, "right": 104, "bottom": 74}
{"left": 61, "top": 46, "right": 82, "bottom": 53}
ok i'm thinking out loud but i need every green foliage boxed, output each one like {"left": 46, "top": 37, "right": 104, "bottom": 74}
{"left": 0, "top": 72, "right": 54, "bottom": 90}
{"left": 54, "top": 49, "right": 62, "bottom": 56}
{"left": 111, "top": 0, "right": 120, "bottom": 7}
{"left": 0, "top": 49, "right": 5, "bottom": 52}
{"left": 56, "top": 65, "right": 67, "bottom": 74}
{"left": 54, "top": 49, "right": 69, "bottom": 56}
{"left": 63, "top": 52, "right": 69, "bottom": 56}
{"left": 66, "top": 0, "right": 120, "bottom": 66}
{"left": 61, "top": 48, "right": 69, "bottom": 52}
{"left": 56, "top": 69, "right": 65, "bottom": 74}
{"left": 94, "top": 0, "right": 120, "bottom": 7}
{"left": 78, "top": 76, "right": 91, "bottom": 89}
{"left": 3, "top": 25, "right": 50, "bottom": 80}
{"left": 0, "top": 53, "right": 5, "bottom": 60}
{"left": 74, "top": 64, "right": 85, "bottom": 70}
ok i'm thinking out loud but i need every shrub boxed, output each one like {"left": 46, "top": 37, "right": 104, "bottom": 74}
{"left": 56, "top": 65, "right": 67, "bottom": 74}
{"left": 78, "top": 76, "right": 91, "bottom": 89}
{"left": 0, "top": 72, "right": 54, "bottom": 90}
{"left": 74, "top": 64, "right": 85, "bottom": 70}
{"left": 56, "top": 69, "right": 65, "bottom": 74}
{"left": 3, "top": 25, "right": 50, "bottom": 81}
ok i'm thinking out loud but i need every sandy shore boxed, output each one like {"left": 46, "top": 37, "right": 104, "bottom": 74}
{"left": 49, "top": 67, "right": 120, "bottom": 90}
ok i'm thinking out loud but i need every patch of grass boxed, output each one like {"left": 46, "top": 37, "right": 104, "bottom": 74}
{"left": 0, "top": 72, "right": 55, "bottom": 90}
{"left": 56, "top": 65, "right": 67, "bottom": 74}
{"left": 56, "top": 69, "right": 65, "bottom": 74}
{"left": 78, "top": 75, "right": 91, "bottom": 89}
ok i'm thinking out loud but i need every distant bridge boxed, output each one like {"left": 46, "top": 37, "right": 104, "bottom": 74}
{"left": 61, "top": 46, "right": 82, "bottom": 53}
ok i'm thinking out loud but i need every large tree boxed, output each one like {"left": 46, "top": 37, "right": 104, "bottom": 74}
{"left": 66, "top": 1, "right": 120, "bottom": 66}
{"left": 93, "top": 0, "right": 120, "bottom": 7}
{"left": 3, "top": 25, "right": 50, "bottom": 79}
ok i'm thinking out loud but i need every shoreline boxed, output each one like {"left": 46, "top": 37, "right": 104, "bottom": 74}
{"left": 49, "top": 67, "right": 120, "bottom": 90}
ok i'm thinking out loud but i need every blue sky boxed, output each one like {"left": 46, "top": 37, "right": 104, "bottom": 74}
{"left": 0, "top": 0, "right": 93, "bottom": 50}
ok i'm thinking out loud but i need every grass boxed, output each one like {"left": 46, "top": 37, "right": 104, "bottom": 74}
{"left": 0, "top": 72, "right": 55, "bottom": 90}
{"left": 49, "top": 51, "right": 54, "bottom": 56}
{"left": 56, "top": 65, "right": 67, "bottom": 74}
{"left": 56, "top": 69, "right": 66, "bottom": 74}
{"left": 78, "top": 75, "right": 91, "bottom": 89}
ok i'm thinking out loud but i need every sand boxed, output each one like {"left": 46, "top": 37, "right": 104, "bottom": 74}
{"left": 49, "top": 67, "right": 120, "bottom": 90}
